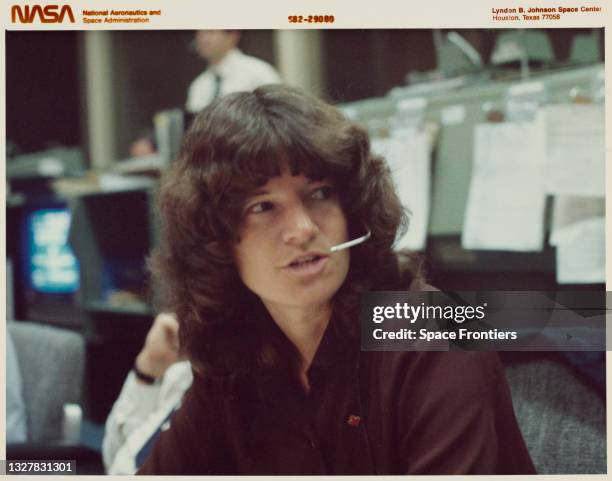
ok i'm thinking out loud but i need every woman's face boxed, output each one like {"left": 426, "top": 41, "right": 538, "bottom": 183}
{"left": 233, "top": 167, "right": 350, "bottom": 313}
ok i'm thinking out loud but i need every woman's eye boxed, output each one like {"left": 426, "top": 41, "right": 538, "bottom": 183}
{"left": 311, "top": 186, "right": 334, "bottom": 200}
{"left": 246, "top": 201, "right": 274, "bottom": 215}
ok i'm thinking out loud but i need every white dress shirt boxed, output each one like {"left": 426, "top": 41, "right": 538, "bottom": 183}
{"left": 102, "top": 361, "right": 193, "bottom": 475}
{"left": 185, "top": 48, "right": 281, "bottom": 113}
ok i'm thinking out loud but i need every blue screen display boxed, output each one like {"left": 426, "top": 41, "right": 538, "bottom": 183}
{"left": 26, "top": 208, "right": 80, "bottom": 294}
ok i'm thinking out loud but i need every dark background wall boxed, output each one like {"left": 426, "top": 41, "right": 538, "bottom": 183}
{"left": 6, "top": 31, "right": 82, "bottom": 154}
{"left": 323, "top": 29, "right": 437, "bottom": 101}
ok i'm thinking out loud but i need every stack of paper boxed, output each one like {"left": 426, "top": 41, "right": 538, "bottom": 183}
{"left": 540, "top": 104, "right": 605, "bottom": 197}
{"left": 462, "top": 121, "right": 547, "bottom": 251}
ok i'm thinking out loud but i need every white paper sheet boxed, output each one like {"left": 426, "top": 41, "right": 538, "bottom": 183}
{"left": 550, "top": 217, "right": 605, "bottom": 284}
{"left": 441, "top": 105, "right": 465, "bottom": 126}
{"left": 373, "top": 128, "right": 432, "bottom": 251}
{"left": 551, "top": 195, "right": 605, "bottom": 233}
{"left": 462, "top": 121, "right": 547, "bottom": 251}
{"left": 540, "top": 104, "right": 605, "bottom": 197}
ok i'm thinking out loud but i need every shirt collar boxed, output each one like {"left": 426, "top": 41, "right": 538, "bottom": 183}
{"left": 308, "top": 311, "right": 357, "bottom": 374}
{"left": 211, "top": 48, "right": 242, "bottom": 78}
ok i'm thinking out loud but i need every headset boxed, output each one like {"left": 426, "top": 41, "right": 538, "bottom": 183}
{"left": 329, "top": 229, "right": 371, "bottom": 253}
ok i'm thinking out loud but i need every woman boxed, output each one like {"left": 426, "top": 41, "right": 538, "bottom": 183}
{"left": 139, "top": 85, "right": 535, "bottom": 474}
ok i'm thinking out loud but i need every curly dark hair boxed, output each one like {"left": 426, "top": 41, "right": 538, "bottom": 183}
{"left": 149, "top": 84, "right": 423, "bottom": 382}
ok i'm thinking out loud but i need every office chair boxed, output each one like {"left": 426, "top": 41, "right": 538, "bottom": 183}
{"left": 7, "top": 321, "right": 104, "bottom": 473}
{"left": 505, "top": 353, "right": 606, "bottom": 473}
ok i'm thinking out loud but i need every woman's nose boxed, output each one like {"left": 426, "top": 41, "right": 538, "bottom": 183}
{"left": 281, "top": 202, "right": 317, "bottom": 247}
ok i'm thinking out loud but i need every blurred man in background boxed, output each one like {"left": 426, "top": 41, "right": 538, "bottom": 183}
{"left": 185, "top": 30, "right": 281, "bottom": 113}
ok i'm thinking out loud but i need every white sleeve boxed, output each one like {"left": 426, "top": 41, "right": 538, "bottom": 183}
{"left": 102, "top": 371, "right": 162, "bottom": 472}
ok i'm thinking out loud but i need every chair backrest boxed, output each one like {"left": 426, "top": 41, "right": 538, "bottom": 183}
{"left": 505, "top": 357, "right": 606, "bottom": 474}
{"left": 8, "top": 322, "right": 85, "bottom": 443}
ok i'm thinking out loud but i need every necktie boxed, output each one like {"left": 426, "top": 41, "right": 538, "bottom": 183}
{"left": 212, "top": 72, "right": 222, "bottom": 100}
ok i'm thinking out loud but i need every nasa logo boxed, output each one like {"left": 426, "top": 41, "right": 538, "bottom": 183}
{"left": 11, "top": 4, "right": 75, "bottom": 23}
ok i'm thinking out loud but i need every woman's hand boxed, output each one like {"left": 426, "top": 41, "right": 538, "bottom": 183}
{"left": 135, "top": 312, "right": 181, "bottom": 379}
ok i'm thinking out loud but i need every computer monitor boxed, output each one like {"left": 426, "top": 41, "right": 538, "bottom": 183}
{"left": 17, "top": 203, "right": 81, "bottom": 325}
{"left": 24, "top": 207, "right": 80, "bottom": 294}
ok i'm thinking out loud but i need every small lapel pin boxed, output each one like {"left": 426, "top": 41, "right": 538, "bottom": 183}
{"left": 347, "top": 414, "right": 361, "bottom": 427}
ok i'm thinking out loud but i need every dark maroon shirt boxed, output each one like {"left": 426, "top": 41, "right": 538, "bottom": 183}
{"left": 138, "top": 318, "right": 536, "bottom": 474}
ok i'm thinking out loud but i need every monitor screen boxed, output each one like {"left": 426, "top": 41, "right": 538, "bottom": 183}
{"left": 25, "top": 208, "right": 80, "bottom": 294}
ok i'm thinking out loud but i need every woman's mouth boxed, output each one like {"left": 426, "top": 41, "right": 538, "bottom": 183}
{"left": 285, "top": 255, "right": 329, "bottom": 277}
